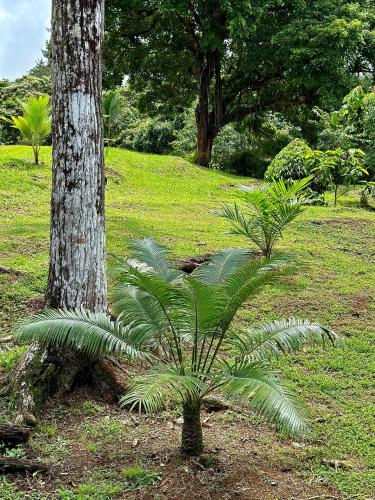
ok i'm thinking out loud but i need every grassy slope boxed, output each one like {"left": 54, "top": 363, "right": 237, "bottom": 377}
{"left": 0, "top": 145, "right": 374, "bottom": 497}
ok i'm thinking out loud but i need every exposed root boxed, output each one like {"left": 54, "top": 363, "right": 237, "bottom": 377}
{"left": 8, "top": 344, "right": 129, "bottom": 425}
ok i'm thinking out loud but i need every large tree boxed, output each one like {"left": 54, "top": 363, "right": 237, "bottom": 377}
{"left": 104, "top": 0, "right": 374, "bottom": 166}
{"left": 7, "top": 0, "right": 109, "bottom": 424}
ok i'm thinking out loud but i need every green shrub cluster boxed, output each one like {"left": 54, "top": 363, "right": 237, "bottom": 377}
{"left": 133, "top": 118, "right": 175, "bottom": 154}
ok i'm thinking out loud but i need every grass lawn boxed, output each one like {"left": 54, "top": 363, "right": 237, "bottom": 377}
{"left": 0, "top": 145, "right": 374, "bottom": 499}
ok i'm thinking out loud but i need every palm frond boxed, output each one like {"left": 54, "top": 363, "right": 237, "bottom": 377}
{"left": 191, "top": 248, "right": 250, "bottom": 284}
{"left": 219, "top": 178, "right": 310, "bottom": 256}
{"left": 220, "top": 254, "right": 295, "bottom": 330}
{"left": 179, "top": 279, "right": 227, "bottom": 356}
{"left": 112, "top": 285, "right": 168, "bottom": 339}
{"left": 16, "top": 308, "right": 153, "bottom": 360}
{"left": 120, "top": 366, "right": 206, "bottom": 412}
{"left": 218, "top": 361, "right": 306, "bottom": 435}
{"left": 129, "top": 238, "right": 184, "bottom": 282}
{"left": 227, "top": 318, "right": 338, "bottom": 361}
{"left": 111, "top": 257, "right": 180, "bottom": 312}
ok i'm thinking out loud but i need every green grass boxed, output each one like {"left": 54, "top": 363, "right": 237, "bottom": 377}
{"left": 0, "top": 145, "right": 374, "bottom": 497}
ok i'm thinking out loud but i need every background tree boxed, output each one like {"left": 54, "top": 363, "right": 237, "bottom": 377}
{"left": 104, "top": 0, "right": 374, "bottom": 166}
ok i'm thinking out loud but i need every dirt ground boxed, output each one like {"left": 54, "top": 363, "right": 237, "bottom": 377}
{"left": 6, "top": 388, "right": 337, "bottom": 500}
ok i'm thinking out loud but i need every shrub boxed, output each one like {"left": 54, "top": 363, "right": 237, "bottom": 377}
{"left": 264, "top": 139, "right": 312, "bottom": 182}
{"left": 265, "top": 139, "right": 329, "bottom": 195}
{"left": 17, "top": 239, "right": 336, "bottom": 457}
{"left": 133, "top": 119, "right": 175, "bottom": 154}
{"left": 306, "top": 148, "right": 367, "bottom": 206}
{"left": 0, "top": 95, "right": 51, "bottom": 164}
{"left": 171, "top": 105, "right": 197, "bottom": 158}
{"left": 218, "top": 177, "right": 311, "bottom": 257}
{"left": 0, "top": 76, "right": 51, "bottom": 144}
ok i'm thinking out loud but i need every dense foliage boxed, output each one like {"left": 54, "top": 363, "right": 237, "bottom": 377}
{"left": 0, "top": 76, "right": 51, "bottom": 144}
{"left": 265, "top": 139, "right": 312, "bottom": 184}
{"left": 133, "top": 118, "right": 175, "bottom": 154}
{"left": 104, "top": 0, "right": 374, "bottom": 164}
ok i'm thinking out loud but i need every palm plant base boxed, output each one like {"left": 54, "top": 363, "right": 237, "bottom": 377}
{"left": 181, "top": 402, "right": 204, "bottom": 456}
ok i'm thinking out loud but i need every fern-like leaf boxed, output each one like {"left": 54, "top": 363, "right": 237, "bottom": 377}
{"left": 120, "top": 366, "right": 206, "bottom": 412}
{"left": 16, "top": 309, "right": 153, "bottom": 360}
{"left": 218, "top": 361, "right": 306, "bottom": 435}
{"left": 227, "top": 318, "right": 337, "bottom": 361}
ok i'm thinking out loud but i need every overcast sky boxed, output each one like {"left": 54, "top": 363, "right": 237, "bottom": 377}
{"left": 0, "top": 0, "right": 51, "bottom": 80}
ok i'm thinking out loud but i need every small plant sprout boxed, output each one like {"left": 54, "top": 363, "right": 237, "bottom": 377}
{"left": 0, "top": 95, "right": 51, "bottom": 165}
{"left": 218, "top": 177, "right": 311, "bottom": 257}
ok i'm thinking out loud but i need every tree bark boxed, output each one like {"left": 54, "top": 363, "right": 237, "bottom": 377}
{"left": 196, "top": 59, "right": 213, "bottom": 167}
{"left": 181, "top": 400, "right": 204, "bottom": 456}
{"left": 9, "top": 0, "right": 108, "bottom": 424}
{"left": 195, "top": 52, "right": 223, "bottom": 167}
{"left": 47, "top": 0, "right": 107, "bottom": 311}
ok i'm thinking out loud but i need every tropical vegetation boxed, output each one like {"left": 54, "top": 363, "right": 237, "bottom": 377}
{"left": 218, "top": 178, "right": 311, "bottom": 257}
{"left": 17, "top": 238, "right": 336, "bottom": 455}
{"left": 0, "top": 95, "right": 51, "bottom": 164}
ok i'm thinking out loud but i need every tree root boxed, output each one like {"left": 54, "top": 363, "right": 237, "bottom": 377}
{"left": 0, "top": 424, "right": 30, "bottom": 447}
{"left": 7, "top": 344, "right": 130, "bottom": 425}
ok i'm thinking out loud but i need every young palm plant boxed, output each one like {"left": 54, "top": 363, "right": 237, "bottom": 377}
{"left": 218, "top": 177, "right": 311, "bottom": 257}
{"left": 17, "top": 239, "right": 336, "bottom": 456}
{"left": 0, "top": 95, "right": 51, "bottom": 165}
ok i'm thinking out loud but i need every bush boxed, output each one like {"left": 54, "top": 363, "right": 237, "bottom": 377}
{"left": 0, "top": 76, "right": 51, "bottom": 144}
{"left": 133, "top": 119, "right": 175, "bottom": 154}
{"left": 265, "top": 139, "right": 312, "bottom": 181}
{"left": 211, "top": 125, "right": 266, "bottom": 177}
{"left": 171, "top": 105, "right": 197, "bottom": 158}
{"left": 265, "top": 138, "right": 329, "bottom": 195}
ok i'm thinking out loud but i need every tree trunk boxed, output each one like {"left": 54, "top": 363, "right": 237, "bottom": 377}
{"left": 47, "top": 0, "right": 107, "bottom": 310}
{"left": 195, "top": 52, "right": 223, "bottom": 167}
{"left": 196, "top": 61, "right": 213, "bottom": 167}
{"left": 9, "top": 0, "right": 108, "bottom": 424}
{"left": 334, "top": 184, "right": 338, "bottom": 207}
{"left": 181, "top": 401, "right": 204, "bottom": 456}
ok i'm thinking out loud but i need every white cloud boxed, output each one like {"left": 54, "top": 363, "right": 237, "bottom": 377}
{"left": 0, "top": 0, "right": 51, "bottom": 80}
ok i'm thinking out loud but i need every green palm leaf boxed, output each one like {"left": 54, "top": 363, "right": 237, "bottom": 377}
{"left": 218, "top": 362, "right": 306, "bottom": 435}
{"left": 129, "top": 238, "right": 184, "bottom": 282}
{"left": 220, "top": 254, "right": 295, "bottom": 330}
{"left": 227, "top": 318, "right": 337, "bottom": 361}
{"left": 219, "top": 178, "right": 311, "bottom": 257}
{"left": 120, "top": 366, "right": 206, "bottom": 412}
{"left": 112, "top": 285, "right": 167, "bottom": 333}
{"left": 191, "top": 248, "right": 250, "bottom": 284}
{"left": 16, "top": 308, "right": 153, "bottom": 360}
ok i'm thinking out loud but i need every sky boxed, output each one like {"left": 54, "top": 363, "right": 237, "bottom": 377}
{"left": 0, "top": 0, "right": 51, "bottom": 80}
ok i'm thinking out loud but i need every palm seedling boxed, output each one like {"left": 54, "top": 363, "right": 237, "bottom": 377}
{"left": 0, "top": 95, "right": 51, "bottom": 165}
{"left": 218, "top": 177, "right": 311, "bottom": 257}
{"left": 17, "top": 239, "right": 336, "bottom": 456}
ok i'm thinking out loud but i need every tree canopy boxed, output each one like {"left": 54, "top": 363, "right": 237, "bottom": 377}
{"left": 104, "top": 0, "right": 375, "bottom": 164}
